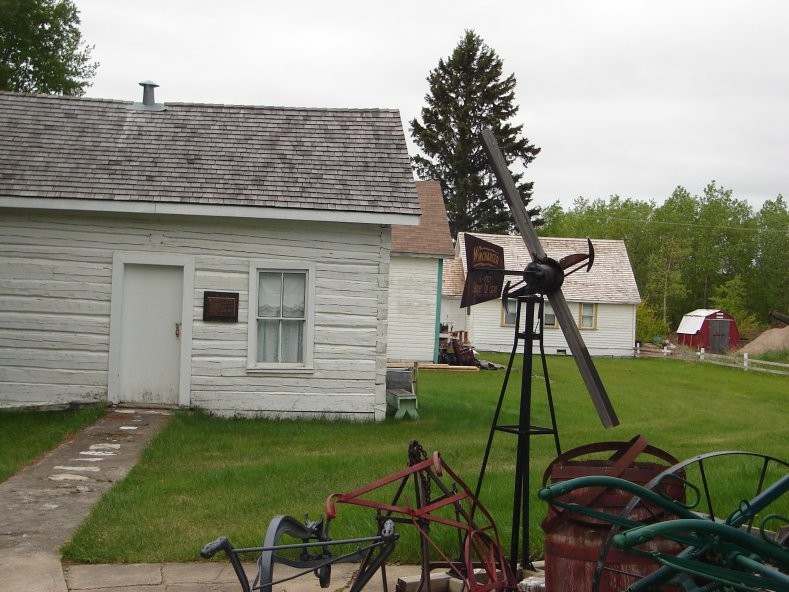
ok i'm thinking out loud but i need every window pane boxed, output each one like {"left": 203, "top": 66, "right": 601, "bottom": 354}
{"left": 257, "top": 319, "right": 279, "bottom": 363}
{"left": 282, "top": 273, "right": 306, "bottom": 318}
{"left": 581, "top": 303, "right": 595, "bottom": 328}
{"left": 254, "top": 269, "right": 307, "bottom": 364}
{"left": 258, "top": 272, "right": 282, "bottom": 317}
{"left": 503, "top": 299, "right": 517, "bottom": 325}
{"left": 544, "top": 303, "right": 556, "bottom": 327}
{"left": 281, "top": 320, "right": 304, "bottom": 363}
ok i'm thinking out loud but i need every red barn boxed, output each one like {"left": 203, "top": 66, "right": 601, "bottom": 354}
{"left": 676, "top": 309, "right": 740, "bottom": 353}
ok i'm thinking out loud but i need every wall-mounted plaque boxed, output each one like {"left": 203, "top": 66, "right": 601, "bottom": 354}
{"left": 203, "top": 291, "right": 239, "bottom": 322}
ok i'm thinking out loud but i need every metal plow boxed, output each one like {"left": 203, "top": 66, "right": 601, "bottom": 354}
{"left": 538, "top": 451, "right": 789, "bottom": 592}
{"left": 202, "top": 440, "right": 517, "bottom": 592}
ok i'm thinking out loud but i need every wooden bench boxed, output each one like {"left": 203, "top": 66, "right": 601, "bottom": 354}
{"left": 386, "top": 389, "right": 419, "bottom": 419}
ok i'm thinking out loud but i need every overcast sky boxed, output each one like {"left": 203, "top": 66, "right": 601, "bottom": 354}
{"left": 72, "top": 0, "right": 787, "bottom": 212}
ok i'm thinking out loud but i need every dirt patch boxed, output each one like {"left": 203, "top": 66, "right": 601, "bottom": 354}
{"left": 738, "top": 325, "right": 789, "bottom": 355}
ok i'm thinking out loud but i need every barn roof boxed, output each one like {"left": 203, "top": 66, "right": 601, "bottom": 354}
{"left": 0, "top": 90, "right": 419, "bottom": 223}
{"left": 444, "top": 232, "right": 641, "bottom": 304}
{"left": 676, "top": 309, "right": 722, "bottom": 334}
{"left": 391, "top": 180, "right": 454, "bottom": 258}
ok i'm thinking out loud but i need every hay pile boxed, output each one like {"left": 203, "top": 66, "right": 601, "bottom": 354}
{"left": 739, "top": 325, "right": 789, "bottom": 355}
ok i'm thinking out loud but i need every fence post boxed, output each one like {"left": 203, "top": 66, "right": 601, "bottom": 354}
{"left": 699, "top": 347, "right": 705, "bottom": 362}
{"left": 744, "top": 352, "right": 749, "bottom": 371}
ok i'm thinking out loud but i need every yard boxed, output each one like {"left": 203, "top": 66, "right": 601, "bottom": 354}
{"left": 56, "top": 354, "right": 789, "bottom": 565}
{"left": 13, "top": 354, "right": 782, "bottom": 565}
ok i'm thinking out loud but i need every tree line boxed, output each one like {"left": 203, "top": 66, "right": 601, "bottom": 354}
{"left": 540, "top": 185, "right": 789, "bottom": 342}
{"left": 409, "top": 30, "right": 787, "bottom": 343}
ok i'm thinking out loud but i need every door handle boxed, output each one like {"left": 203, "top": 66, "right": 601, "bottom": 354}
{"left": 175, "top": 322, "right": 181, "bottom": 339}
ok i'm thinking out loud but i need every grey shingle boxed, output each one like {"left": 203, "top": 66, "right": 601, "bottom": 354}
{"left": 452, "top": 232, "right": 641, "bottom": 304}
{"left": 0, "top": 92, "right": 419, "bottom": 216}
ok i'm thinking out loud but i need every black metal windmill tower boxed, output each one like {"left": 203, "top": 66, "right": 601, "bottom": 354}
{"left": 465, "top": 130, "right": 620, "bottom": 574}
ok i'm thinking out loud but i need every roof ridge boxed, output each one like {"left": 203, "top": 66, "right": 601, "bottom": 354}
{"left": 0, "top": 91, "right": 400, "bottom": 113}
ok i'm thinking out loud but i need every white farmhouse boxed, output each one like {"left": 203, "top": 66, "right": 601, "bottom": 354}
{"left": 387, "top": 181, "right": 454, "bottom": 363}
{"left": 0, "top": 86, "right": 420, "bottom": 419}
{"left": 442, "top": 232, "right": 641, "bottom": 357}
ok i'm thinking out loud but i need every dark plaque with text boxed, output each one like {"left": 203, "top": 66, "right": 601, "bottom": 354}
{"left": 203, "top": 291, "right": 239, "bottom": 322}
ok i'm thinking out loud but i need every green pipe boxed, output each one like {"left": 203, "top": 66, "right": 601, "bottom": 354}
{"left": 613, "top": 519, "right": 789, "bottom": 570}
{"left": 433, "top": 258, "right": 443, "bottom": 363}
{"left": 538, "top": 475, "right": 699, "bottom": 520}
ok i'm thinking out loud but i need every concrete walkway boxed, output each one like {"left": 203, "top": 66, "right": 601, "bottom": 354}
{"left": 63, "top": 561, "right": 425, "bottom": 592}
{"left": 0, "top": 407, "right": 170, "bottom": 592}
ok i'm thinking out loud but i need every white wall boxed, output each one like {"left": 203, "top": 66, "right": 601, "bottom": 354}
{"left": 387, "top": 256, "right": 438, "bottom": 362}
{"left": 468, "top": 299, "right": 636, "bottom": 357}
{"left": 440, "top": 296, "right": 469, "bottom": 334}
{"left": 0, "top": 209, "right": 390, "bottom": 419}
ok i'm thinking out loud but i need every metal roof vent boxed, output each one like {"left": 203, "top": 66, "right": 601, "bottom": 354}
{"left": 130, "top": 80, "right": 166, "bottom": 111}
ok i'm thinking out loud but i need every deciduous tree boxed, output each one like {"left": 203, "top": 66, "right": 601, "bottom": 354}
{"left": 0, "top": 0, "right": 97, "bottom": 95}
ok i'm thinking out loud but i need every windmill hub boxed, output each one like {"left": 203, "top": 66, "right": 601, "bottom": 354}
{"left": 523, "top": 258, "right": 564, "bottom": 295}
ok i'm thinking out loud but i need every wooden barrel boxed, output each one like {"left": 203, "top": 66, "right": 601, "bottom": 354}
{"left": 541, "top": 436, "right": 683, "bottom": 592}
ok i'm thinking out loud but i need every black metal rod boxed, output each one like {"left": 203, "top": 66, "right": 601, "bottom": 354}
{"left": 230, "top": 534, "right": 391, "bottom": 554}
{"left": 538, "top": 298, "right": 562, "bottom": 457}
{"left": 473, "top": 311, "right": 521, "bottom": 513}
{"left": 475, "top": 294, "right": 562, "bottom": 575}
{"left": 514, "top": 296, "right": 536, "bottom": 573}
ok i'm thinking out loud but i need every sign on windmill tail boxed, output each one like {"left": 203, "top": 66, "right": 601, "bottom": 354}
{"left": 460, "top": 234, "right": 505, "bottom": 308}
{"left": 476, "top": 128, "right": 620, "bottom": 429}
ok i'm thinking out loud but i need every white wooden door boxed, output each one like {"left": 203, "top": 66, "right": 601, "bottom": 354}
{"left": 119, "top": 264, "right": 183, "bottom": 405}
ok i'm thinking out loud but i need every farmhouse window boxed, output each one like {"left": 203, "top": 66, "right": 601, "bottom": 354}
{"left": 248, "top": 262, "right": 315, "bottom": 370}
{"left": 503, "top": 299, "right": 557, "bottom": 328}
{"left": 579, "top": 303, "right": 597, "bottom": 329}
{"left": 503, "top": 299, "right": 517, "bottom": 326}
{"left": 543, "top": 302, "right": 556, "bottom": 327}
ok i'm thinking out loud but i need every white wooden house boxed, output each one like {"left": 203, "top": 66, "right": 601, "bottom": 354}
{"left": 0, "top": 86, "right": 420, "bottom": 420}
{"left": 441, "top": 232, "right": 641, "bottom": 357}
{"left": 387, "top": 181, "right": 455, "bottom": 363}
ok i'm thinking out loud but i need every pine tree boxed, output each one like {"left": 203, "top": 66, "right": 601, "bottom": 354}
{"left": 410, "top": 30, "right": 541, "bottom": 237}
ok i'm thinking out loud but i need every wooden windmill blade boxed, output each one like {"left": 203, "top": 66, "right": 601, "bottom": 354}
{"left": 479, "top": 128, "right": 620, "bottom": 428}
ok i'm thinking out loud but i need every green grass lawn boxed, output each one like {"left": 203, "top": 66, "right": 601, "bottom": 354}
{"left": 0, "top": 404, "right": 105, "bottom": 483}
{"left": 61, "top": 355, "right": 788, "bottom": 564}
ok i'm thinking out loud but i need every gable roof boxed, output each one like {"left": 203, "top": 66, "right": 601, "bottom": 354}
{"left": 391, "top": 180, "right": 455, "bottom": 258}
{"left": 0, "top": 91, "right": 419, "bottom": 224}
{"left": 444, "top": 232, "right": 641, "bottom": 304}
{"left": 442, "top": 255, "right": 467, "bottom": 296}
{"left": 676, "top": 309, "right": 723, "bottom": 334}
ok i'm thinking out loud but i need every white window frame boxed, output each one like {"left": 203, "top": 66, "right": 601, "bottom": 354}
{"left": 247, "top": 261, "right": 316, "bottom": 373}
{"left": 579, "top": 302, "right": 597, "bottom": 330}
{"left": 502, "top": 298, "right": 518, "bottom": 326}
{"left": 543, "top": 301, "right": 557, "bottom": 328}
{"left": 503, "top": 298, "right": 560, "bottom": 329}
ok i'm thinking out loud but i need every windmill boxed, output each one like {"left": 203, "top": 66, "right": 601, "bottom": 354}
{"left": 468, "top": 129, "right": 621, "bottom": 573}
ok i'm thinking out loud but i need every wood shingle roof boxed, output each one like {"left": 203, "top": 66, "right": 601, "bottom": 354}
{"left": 391, "top": 180, "right": 455, "bottom": 257}
{"left": 444, "top": 232, "right": 641, "bottom": 304}
{"left": 0, "top": 91, "right": 419, "bottom": 218}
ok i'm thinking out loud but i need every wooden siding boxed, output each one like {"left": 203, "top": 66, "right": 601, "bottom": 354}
{"left": 468, "top": 299, "right": 636, "bottom": 357}
{"left": 440, "top": 297, "right": 469, "bottom": 334}
{"left": 0, "top": 210, "right": 390, "bottom": 419}
{"left": 388, "top": 256, "right": 438, "bottom": 362}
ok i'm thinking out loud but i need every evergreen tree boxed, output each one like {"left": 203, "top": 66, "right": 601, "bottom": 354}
{"left": 0, "top": 0, "right": 97, "bottom": 95}
{"left": 410, "top": 30, "right": 541, "bottom": 237}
